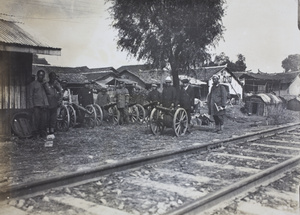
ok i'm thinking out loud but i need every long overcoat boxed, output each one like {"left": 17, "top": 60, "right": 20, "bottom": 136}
{"left": 161, "top": 86, "right": 177, "bottom": 108}
{"left": 207, "top": 84, "right": 227, "bottom": 116}
{"left": 147, "top": 89, "right": 161, "bottom": 103}
{"left": 179, "top": 85, "right": 194, "bottom": 110}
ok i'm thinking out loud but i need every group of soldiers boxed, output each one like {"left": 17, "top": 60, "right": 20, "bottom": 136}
{"left": 28, "top": 71, "right": 227, "bottom": 140}
{"left": 28, "top": 70, "right": 63, "bottom": 139}
{"left": 146, "top": 75, "right": 227, "bottom": 134}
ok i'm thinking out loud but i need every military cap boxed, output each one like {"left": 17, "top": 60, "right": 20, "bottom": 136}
{"left": 181, "top": 79, "right": 189, "bottom": 83}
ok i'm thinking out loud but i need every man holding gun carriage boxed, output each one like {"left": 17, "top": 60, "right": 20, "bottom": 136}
{"left": 161, "top": 76, "right": 178, "bottom": 108}
{"left": 179, "top": 79, "right": 194, "bottom": 132}
{"left": 116, "top": 80, "right": 130, "bottom": 125}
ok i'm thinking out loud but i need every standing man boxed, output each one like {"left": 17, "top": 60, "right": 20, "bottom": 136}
{"left": 78, "top": 83, "right": 94, "bottom": 107}
{"left": 161, "top": 76, "right": 177, "bottom": 108}
{"left": 207, "top": 74, "right": 227, "bottom": 134}
{"left": 96, "top": 88, "right": 110, "bottom": 107}
{"left": 28, "top": 70, "right": 49, "bottom": 139}
{"left": 147, "top": 83, "right": 161, "bottom": 103}
{"left": 179, "top": 79, "right": 194, "bottom": 130}
{"left": 116, "top": 80, "right": 130, "bottom": 124}
{"left": 44, "top": 72, "right": 63, "bottom": 135}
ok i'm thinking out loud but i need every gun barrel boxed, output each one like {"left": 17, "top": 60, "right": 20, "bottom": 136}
{"left": 155, "top": 105, "right": 172, "bottom": 112}
{"left": 143, "top": 101, "right": 158, "bottom": 108}
{"left": 103, "top": 102, "right": 116, "bottom": 110}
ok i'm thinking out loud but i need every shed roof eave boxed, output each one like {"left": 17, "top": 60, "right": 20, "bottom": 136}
{"left": 0, "top": 43, "right": 61, "bottom": 56}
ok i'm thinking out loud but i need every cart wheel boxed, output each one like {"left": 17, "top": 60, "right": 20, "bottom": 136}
{"left": 93, "top": 104, "right": 103, "bottom": 126}
{"left": 56, "top": 105, "right": 70, "bottom": 132}
{"left": 129, "top": 105, "right": 139, "bottom": 123}
{"left": 67, "top": 104, "right": 77, "bottom": 128}
{"left": 108, "top": 106, "right": 120, "bottom": 125}
{"left": 135, "top": 104, "right": 146, "bottom": 123}
{"left": 173, "top": 107, "right": 188, "bottom": 136}
{"left": 11, "top": 112, "right": 33, "bottom": 138}
{"left": 84, "top": 104, "right": 96, "bottom": 128}
{"left": 149, "top": 108, "right": 165, "bottom": 135}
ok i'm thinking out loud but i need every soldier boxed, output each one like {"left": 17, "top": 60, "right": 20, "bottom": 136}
{"left": 60, "top": 80, "right": 72, "bottom": 105}
{"left": 96, "top": 88, "right": 110, "bottom": 107}
{"left": 78, "top": 83, "right": 94, "bottom": 107}
{"left": 207, "top": 74, "right": 227, "bottom": 134}
{"left": 147, "top": 83, "right": 161, "bottom": 103}
{"left": 161, "top": 76, "right": 177, "bottom": 108}
{"left": 44, "top": 72, "right": 63, "bottom": 135}
{"left": 116, "top": 80, "right": 130, "bottom": 124}
{"left": 28, "top": 70, "right": 49, "bottom": 139}
{"left": 179, "top": 79, "right": 195, "bottom": 130}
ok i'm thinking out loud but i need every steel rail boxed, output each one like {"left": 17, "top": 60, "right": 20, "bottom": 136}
{"left": 167, "top": 155, "right": 300, "bottom": 215}
{"left": 0, "top": 122, "right": 299, "bottom": 201}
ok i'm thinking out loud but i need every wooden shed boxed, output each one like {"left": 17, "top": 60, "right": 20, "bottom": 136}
{"left": 245, "top": 93, "right": 283, "bottom": 116}
{"left": 0, "top": 19, "right": 61, "bottom": 137}
{"left": 287, "top": 97, "right": 300, "bottom": 111}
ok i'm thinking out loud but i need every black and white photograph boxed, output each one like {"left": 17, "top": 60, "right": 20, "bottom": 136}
{"left": 0, "top": 0, "right": 300, "bottom": 214}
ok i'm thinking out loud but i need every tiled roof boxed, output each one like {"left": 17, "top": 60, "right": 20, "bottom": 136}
{"left": 32, "top": 65, "right": 89, "bottom": 83}
{"left": 84, "top": 71, "right": 118, "bottom": 82}
{"left": 0, "top": 18, "right": 60, "bottom": 53}
{"left": 88, "top": 67, "right": 118, "bottom": 74}
{"left": 240, "top": 71, "right": 300, "bottom": 84}
{"left": 117, "top": 64, "right": 153, "bottom": 73}
{"left": 117, "top": 64, "right": 171, "bottom": 84}
{"left": 194, "top": 65, "right": 227, "bottom": 81}
{"left": 81, "top": 67, "right": 119, "bottom": 81}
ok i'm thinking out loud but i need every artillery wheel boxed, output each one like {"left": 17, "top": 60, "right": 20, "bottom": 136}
{"left": 108, "top": 106, "right": 120, "bottom": 125}
{"left": 173, "top": 107, "right": 188, "bottom": 136}
{"left": 93, "top": 104, "right": 103, "bottom": 126}
{"left": 129, "top": 105, "right": 139, "bottom": 123}
{"left": 84, "top": 104, "right": 96, "bottom": 128}
{"left": 56, "top": 105, "right": 70, "bottom": 132}
{"left": 136, "top": 104, "right": 146, "bottom": 123}
{"left": 67, "top": 104, "right": 77, "bottom": 128}
{"left": 149, "top": 108, "right": 165, "bottom": 135}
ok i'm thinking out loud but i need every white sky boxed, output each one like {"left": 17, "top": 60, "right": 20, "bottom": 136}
{"left": 0, "top": 0, "right": 299, "bottom": 73}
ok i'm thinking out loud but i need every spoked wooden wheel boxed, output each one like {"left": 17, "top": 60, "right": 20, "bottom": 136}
{"left": 67, "top": 104, "right": 77, "bottom": 128}
{"left": 56, "top": 105, "right": 70, "bottom": 132}
{"left": 93, "top": 104, "right": 103, "bottom": 126}
{"left": 173, "top": 107, "right": 188, "bottom": 136}
{"left": 108, "top": 106, "right": 120, "bottom": 125}
{"left": 128, "top": 105, "right": 139, "bottom": 123}
{"left": 135, "top": 104, "right": 146, "bottom": 123}
{"left": 149, "top": 108, "right": 165, "bottom": 135}
{"left": 83, "top": 104, "right": 96, "bottom": 128}
{"left": 144, "top": 106, "right": 152, "bottom": 123}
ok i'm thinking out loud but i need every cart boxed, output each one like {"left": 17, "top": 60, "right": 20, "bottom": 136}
{"left": 149, "top": 104, "right": 188, "bottom": 136}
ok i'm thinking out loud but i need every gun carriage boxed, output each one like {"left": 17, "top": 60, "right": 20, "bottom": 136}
{"left": 149, "top": 104, "right": 188, "bottom": 137}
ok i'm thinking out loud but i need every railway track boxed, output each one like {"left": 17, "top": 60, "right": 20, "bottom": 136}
{"left": 1, "top": 122, "right": 300, "bottom": 215}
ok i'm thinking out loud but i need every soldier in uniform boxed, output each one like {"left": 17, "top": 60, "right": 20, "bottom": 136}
{"left": 179, "top": 79, "right": 194, "bottom": 130}
{"left": 96, "top": 88, "right": 110, "bottom": 108}
{"left": 161, "top": 76, "right": 177, "bottom": 108}
{"left": 28, "top": 70, "right": 49, "bottom": 139}
{"left": 78, "top": 83, "right": 94, "bottom": 107}
{"left": 44, "top": 72, "right": 63, "bottom": 135}
{"left": 207, "top": 74, "right": 227, "bottom": 133}
{"left": 147, "top": 83, "right": 161, "bottom": 103}
{"left": 116, "top": 80, "right": 130, "bottom": 124}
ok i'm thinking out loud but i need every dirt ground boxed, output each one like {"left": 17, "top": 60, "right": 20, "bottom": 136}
{"left": 0, "top": 104, "right": 299, "bottom": 185}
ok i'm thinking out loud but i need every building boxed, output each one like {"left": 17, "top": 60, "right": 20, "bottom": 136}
{"left": 245, "top": 93, "right": 283, "bottom": 116}
{"left": 0, "top": 19, "right": 61, "bottom": 137}
{"left": 240, "top": 71, "right": 300, "bottom": 96}
{"left": 117, "top": 65, "right": 170, "bottom": 89}
{"left": 194, "top": 65, "right": 244, "bottom": 101}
